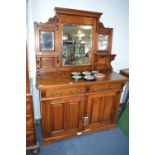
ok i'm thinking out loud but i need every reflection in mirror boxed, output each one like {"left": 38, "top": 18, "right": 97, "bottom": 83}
{"left": 41, "top": 31, "right": 54, "bottom": 51}
{"left": 98, "top": 34, "right": 108, "bottom": 51}
{"left": 62, "top": 24, "right": 92, "bottom": 66}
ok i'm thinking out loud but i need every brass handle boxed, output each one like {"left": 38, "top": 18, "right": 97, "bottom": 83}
{"left": 52, "top": 92, "right": 62, "bottom": 97}
{"left": 110, "top": 85, "right": 117, "bottom": 89}
{"left": 71, "top": 90, "right": 80, "bottom": 95}
{"left": 95, "top": 88, "right": 104, "bottom": 92}
{"left": 83, "top": 116, "right": 88, "bottom": 126}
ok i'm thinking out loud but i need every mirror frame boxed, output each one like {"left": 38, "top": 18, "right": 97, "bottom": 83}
{"left": 58, "top": 14, "right": 97, "bottom": 72}
{"left": 97, "top": 28, "right": 113, "bottom": 54}
{"left": 34, "top": 21, "right": 57, "bottom": 56}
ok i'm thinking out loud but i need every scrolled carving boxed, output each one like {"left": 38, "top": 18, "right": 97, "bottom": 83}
{"left": 46, "top": 17, "right": 54, "bottom": 24}
{"left": 94, "top": 54, "right": 116, "bottom": 71}
{"left": 98, "top": 22, "right": 105, "bottom": 29}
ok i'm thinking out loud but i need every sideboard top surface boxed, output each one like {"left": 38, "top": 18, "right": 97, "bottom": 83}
{"left": 37, "top": 71, "right": 128, "bottom": 89}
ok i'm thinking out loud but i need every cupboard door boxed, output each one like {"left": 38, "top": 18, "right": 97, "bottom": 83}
{"left": 86, "top": 92, "right": 120, "bottom": 130}
{"left": 41, "top": 96, "right": 85, "bottom": 139}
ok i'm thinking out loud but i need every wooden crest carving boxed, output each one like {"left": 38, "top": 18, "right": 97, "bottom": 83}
{"left": 95, "top": 54, "right": 116, "bottom": 71}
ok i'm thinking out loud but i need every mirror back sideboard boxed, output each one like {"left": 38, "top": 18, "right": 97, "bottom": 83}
{"left": 35, "top": 7, "right": 114, "bottom": 74}
{"left": 34, "top": 7, "right": 128, "bottom": 145}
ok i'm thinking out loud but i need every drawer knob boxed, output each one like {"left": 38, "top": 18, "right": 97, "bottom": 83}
{"left": 83, "top": 116, "right": 88, "bottom": 126}
{"left": 71, "top": 90, "right": 80, "bottom": 95}
{"left": 52, "top": 92, "right": 62, "bottom": 97}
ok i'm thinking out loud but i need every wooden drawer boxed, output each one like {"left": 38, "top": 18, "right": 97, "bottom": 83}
{"left": 45, "top": 87, "right": 86, "bottom": 98}
{"left": 109, "top": 83, "right": 121, "bottom": 90}
{"left": 90, "top": 83, "right": 121, "bottom": 93}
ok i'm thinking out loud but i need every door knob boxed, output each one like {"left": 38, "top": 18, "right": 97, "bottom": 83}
{"left": 83, "top": 116, "right": 88, "bottom": 126}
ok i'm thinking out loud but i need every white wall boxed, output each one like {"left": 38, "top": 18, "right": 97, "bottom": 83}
{"left": 27, "top": 0, "right": 129, "bottom": 119}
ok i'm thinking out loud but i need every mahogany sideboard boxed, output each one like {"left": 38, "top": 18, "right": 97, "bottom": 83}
{"left": 34, "top": 7, "right": 128, "bottom": 145}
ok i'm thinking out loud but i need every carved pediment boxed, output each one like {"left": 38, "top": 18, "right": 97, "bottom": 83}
{"left": 34, "top": 7, "right": 115, "bottom": 73}
{"left": 98, "top": 22, "right": 105, "bottom": 28}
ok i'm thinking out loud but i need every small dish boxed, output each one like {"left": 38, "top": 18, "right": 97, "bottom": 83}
{"left": 82, "top": 71, "right": 91, "bottom": 76}
{"left": 91, "top": 70, "right": 99, "bottom": 75}
{"left": 94, "top": 73, "right": 105, "bottom": 79}
{"left": 71, "top": 72, "right": 81, "bottom": 76}
{"left": 83, "top": 75, "right": 96, "bottom": 81}
{"left": 72, "top": 75, "right": 82, "bottom": 80}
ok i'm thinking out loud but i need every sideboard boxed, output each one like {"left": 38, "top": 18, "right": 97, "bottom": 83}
{"left": 34, "top": 7, "right": 128, "bottom": 145}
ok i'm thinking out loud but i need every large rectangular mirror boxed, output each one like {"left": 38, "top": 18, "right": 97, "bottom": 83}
{"left": 62, "top": 24, "right": 92, "bottom": 66}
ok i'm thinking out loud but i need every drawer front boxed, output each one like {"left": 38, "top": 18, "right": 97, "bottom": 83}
{"left": 109, "top": 83, "right": 121, "bottom": 90}
{"left": 90, "top": 83, "right": 121, "bottom": 93}
{"left": 45, "top": 87, "right": 86, "bottom": 98}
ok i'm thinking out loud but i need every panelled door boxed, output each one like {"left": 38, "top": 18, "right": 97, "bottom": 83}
{"left": 41, "top": 96, "right": 85, "bottom": 139}
{"left": 85, "top": 92, "right": 120, "bottom": 130}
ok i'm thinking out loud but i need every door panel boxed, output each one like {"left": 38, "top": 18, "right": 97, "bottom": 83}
{"left": 41, "top": 96, "right": 85, "bottom": 138}
{"left": 86, "top": 92, "right": 116, "bottom": 130}
{"left": 102, "top": 96, "right": 113, "bottom": 121}
{"left": 51, "top": 103, "right": 64, "bottom": 131}
{"left": 68, "top": 102, "right": 79, "bottom": 129}
{"left": 91, "top": 98, "right": 101, "bottom": 123}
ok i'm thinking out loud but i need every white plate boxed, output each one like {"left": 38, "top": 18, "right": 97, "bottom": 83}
{"left": 71, "top": 72, "right": 81, "bottom": 76}
{"left": 82, "top": 71, "right": 91, "bottom": 76}
{"left": 84, "top": 75, "right": 95, "bottom": 80}
{"left": 91, "top": 70, "right": 99, "bottom": 74}
{"left": 94, "top": 73, "right": 105, "bottom": 78}
{"left": 72, "top": 75, "right": 82, "bottom": 80}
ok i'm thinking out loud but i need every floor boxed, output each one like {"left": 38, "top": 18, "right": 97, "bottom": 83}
{"left": 26, "top": 125, "right": 129, "bottom": 155}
